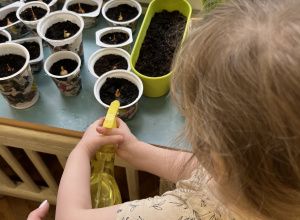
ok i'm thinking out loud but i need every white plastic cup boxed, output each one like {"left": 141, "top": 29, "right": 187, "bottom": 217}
{"left": 0, "top": 30, "right": 11, "bottom": 43}
{"left": 12, "top": 36, "right": 44, "bottom": 73}
{"left": 0, "top": 43, "right": 39, "bottom": 109}
{"left": 88, "top": 47, "right": 131, "bottom": 79}
{"left": 0, "top": 1, "right": 29, "bottom": 40}
{"left": 20, "top": 0, "right": 58, "bottom": 12}
{"left": 44, "top": 51, "right": 82, "bottom": 96}
{"left": 102, "top": 0, "right": 142, "bottom": 33}
{"left": 62, "top": 0, "right": 102, "bottom": 29}
{"left": 16, "top": 1, "right": 50, "bottom": 36}
{"left": 94, "top": 69, "right": 143, "bottom": 120}
{"left": 0, "top": 0, "right": 18, "bottom": 7}
{"left": 95, "top": 27, "right": 133, "bottom": 53}
{"left": 37, "top": 11, "right": 84, "bottom": 59}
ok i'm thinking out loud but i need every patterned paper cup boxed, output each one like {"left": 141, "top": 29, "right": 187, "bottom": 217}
{"left": 94, "top": 70, "right": 143, "bottom": 120}
{"left": 37, "top": 11, "right": 84, "bottom": 59}
{"left": 62, "top": 0, "right": 102, "bottom": 29}
{"left": 16, "top": 1, "right": 50, "bottom": 36}
{"left": 0, "top": 43, "right": 39, "bottom": 109}
{"left": 102, "top": 0, "right": 142, "bottom": 33}
{"left": 20, "top": 0, "right": 58, "bottom": 12}
{"left": 95, "top": 27, "right": 133, "bottom": 53}
{"left": 44, "top": 51, "right": 82, "bottom": 96}
{"left": 88, "top": 47, "right": 131, "bottom": 79}
{"left": 0, "top": 2, "right": 29, "bottom": 40}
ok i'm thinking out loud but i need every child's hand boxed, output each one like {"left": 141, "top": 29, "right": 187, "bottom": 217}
{"left": 96, "top": 118, "right": 139, "bottom": 161}
{"left": 78, "top": 117, "right": 124, "bottom": 158}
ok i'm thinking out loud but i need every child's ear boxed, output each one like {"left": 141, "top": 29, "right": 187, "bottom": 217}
{"left": 211, "top": 152, "right": 228, "bottom": 185}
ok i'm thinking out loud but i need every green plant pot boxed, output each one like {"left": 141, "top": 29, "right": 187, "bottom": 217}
{"left": 130, "top": 0, "right": 191, "bottom": 98}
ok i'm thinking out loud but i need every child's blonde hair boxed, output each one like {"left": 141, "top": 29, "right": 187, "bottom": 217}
{"left": 170, "top": 0, "right": 300, "bottom": 219}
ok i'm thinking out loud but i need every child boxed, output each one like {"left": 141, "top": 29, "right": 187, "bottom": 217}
{"left": 53, "top": 0, "right": 300, "bottom": 219}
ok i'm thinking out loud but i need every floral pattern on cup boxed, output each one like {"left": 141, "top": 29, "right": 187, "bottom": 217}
{"left": 52, "top": 72, "right": 82, "bottom": 96}
{"left": 44, "top": 50, "right": 82, "bottom": 96}
{"left": 0, "top": 64, "right": 39, "bottom": 108}
{"left": 47, "top": 34, "right": 84, "bottom": 59}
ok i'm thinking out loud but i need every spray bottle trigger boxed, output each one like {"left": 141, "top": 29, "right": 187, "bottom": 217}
{"left": 103, "top": 100, "right": 120, "bottom": 129}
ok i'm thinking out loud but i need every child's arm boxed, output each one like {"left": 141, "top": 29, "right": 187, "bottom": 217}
{"left": 56, "top": 118, "right": 123, "bottom": 220}
{"left": 97, "top": 118, "right": 200, "bottom": 183}
{"left": 56, "top": 117, "right": 199, "bottom": 220}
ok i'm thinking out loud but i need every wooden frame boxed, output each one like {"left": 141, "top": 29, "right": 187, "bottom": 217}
{"left": 0, "top": 122, "right": 140, "bottom": 204}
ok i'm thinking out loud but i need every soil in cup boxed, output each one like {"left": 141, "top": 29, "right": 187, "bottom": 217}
{"left": 25, "top": 0, "right": 51, "bottom": 4}
{"left": 20, "top": 41, "right": 40, "bottom": 60}
{"left": 105, "top": 4, "right": 138, "bottom": 22}
{"left": 0, "top": 34, "right": 8, "bottom": 43}
{"left": 101, "top": 32, "right": 129, "bottom": 45}
{"left": 20, "top": 6, "right": 47, "bottom": 21}
{"left": 0, "top": 11, "right": 18, "bottom": 27}
{"left": 100, "top": 77, "right": 139, "bottom": 107}
{"left": 68, "top": 3, "right": 98, "bottom": 14}
{"left": 135, "top": 10, "right": 187, "bottom": 77}
{"left": 94, "top": 54, "right": 128, "bottom": 77}
{"left": 49, "top": 59, "right": 78, "bottom": 76}
{"left": 0, "top": 54, "right": 26, "bottom": 77}
{"left": 45, "top": 21, "right": 80, "bottom": 40}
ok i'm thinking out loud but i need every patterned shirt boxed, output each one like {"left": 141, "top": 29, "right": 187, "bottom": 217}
{"left": 116, "top": 167, "right": 242, "bottom": 220}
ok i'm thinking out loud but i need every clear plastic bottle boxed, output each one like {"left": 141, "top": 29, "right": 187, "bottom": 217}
{"left": 90, "top": 100, "right": 122, "bottom": 208}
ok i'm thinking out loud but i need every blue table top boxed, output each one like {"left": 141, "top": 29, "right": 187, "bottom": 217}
{"left": 0, "top": 13, "right": 185, "bottom": 148}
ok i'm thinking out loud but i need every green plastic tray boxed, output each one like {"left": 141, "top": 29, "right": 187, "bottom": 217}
{"left": 130, "top": 0, "right": 192, "bottom": 97}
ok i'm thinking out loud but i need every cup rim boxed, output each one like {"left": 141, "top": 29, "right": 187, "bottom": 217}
{"left": 36, "top": 10, "right": 84, "bottom": 44}
{"left": 95, "top": 26, "right": 133, "bottom": 48}
{"left": 62, "top": 0, "right": 103, "bottom": 17}
{"left": 93, "top": 69, "right": 143, "bottom": 109}
{"left": 0, "top": 43, "right": 30, "bottom": 81}
{"left": 12, "top": 36, "right": 44, "bottom": 64}
{"left": 0, "top": 30, "right": 12, "bottom": 41}
{"left": 0, "top": 1, "right": 24, "bottom": 30}
{"left": 44, "top": 50, "right": 81, "bottom": 79}
{"left": 102, "top": 0, "right": 142, "bottom": 25}
{"left": 16, "top": 1, "right": 50, "bottom": 25}
{"left": 88, "top": 47, "right": 131, "bottom": 79}
{"left": 20, "top": 0, "right": 58, "bottom": 7}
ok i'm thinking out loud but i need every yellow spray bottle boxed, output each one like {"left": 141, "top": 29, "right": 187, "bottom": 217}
{"left": 90, "top": 100, "right": 122, "bottom": 208}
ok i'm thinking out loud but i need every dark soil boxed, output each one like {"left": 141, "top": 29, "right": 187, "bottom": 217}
{"left": 45, "top": 21, "right": 80, "bottom": 40}
{"left": 0, "top": 54, "right": 26, "bottom": 78}
{"left": 0, "top": 34, "right": 8, "bottom": 43}
{"left": 20, "top": 6, "right": 47, "bottom": 21}
{"left": 20, "top": 42, "right": 40, "bottom": 60}
{"left": 135, "top": 10, "right": 187, "bottom": 77}
{"left": 101, "top": 32, "right": 129, "bottom": 45}
{"left": 25, "top": 0, "right": 51, "bottom": 4}
{"left": 0, "top": 11, "right": 18, "bottom": 27}
{"left": 106, "top": 4, "right": 138, "bottom": 22}
{"left": 49, "top": 59, "right": 78, "bottom": 76}
{"left": 94, "top": 54, "right": 128, "bottom": 77}
{"left": 100, "top": 77, "right": 139, "bottom": 106}
{"left": 68, "top": 3, "right": 98, "bottom": 13}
